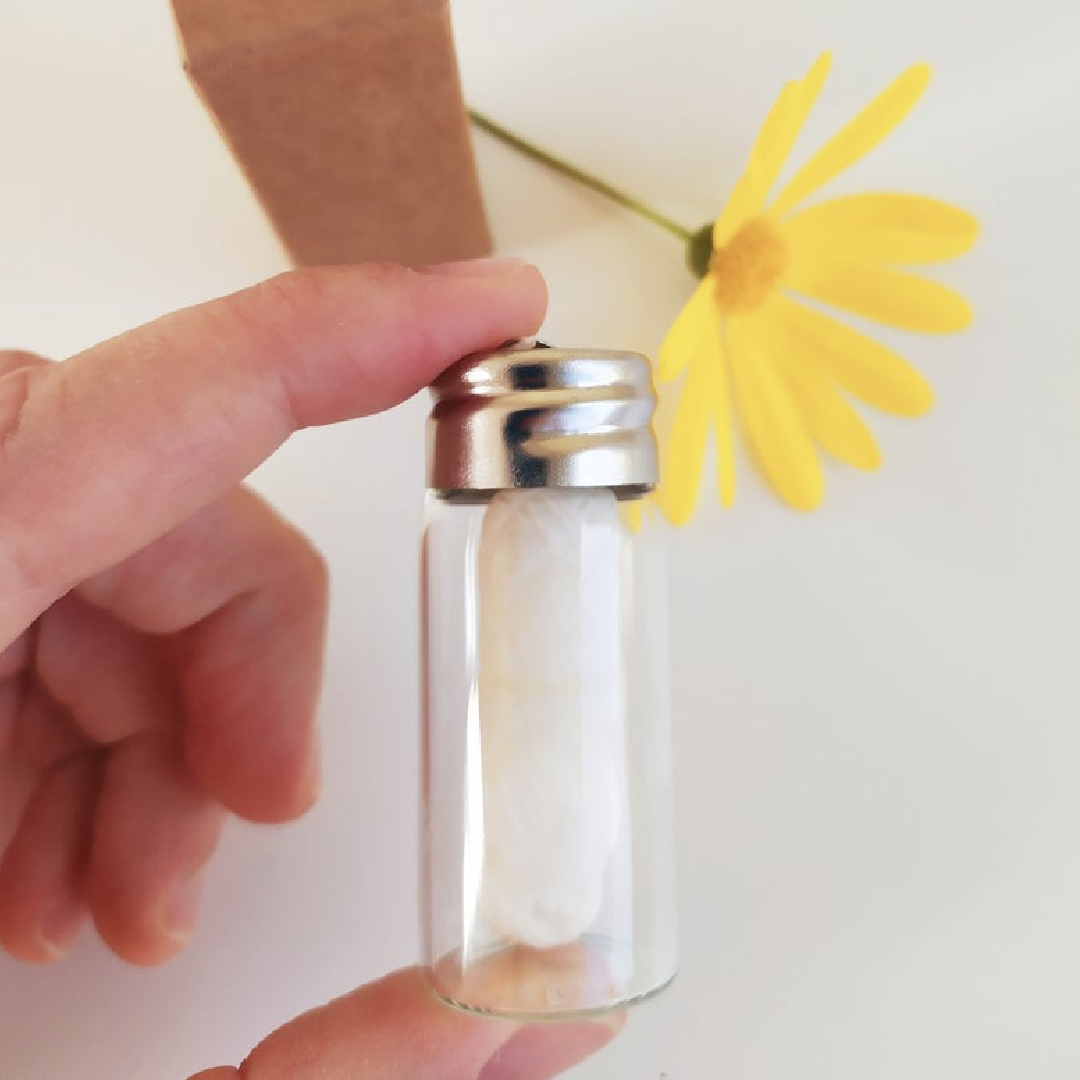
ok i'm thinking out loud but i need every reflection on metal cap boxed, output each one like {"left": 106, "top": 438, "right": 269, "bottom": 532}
{"left": 427, "top": 341, "right": 658, "bottom": 492}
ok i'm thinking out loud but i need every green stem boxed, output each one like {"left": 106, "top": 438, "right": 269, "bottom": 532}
{"left": 469, "top": 108, "right": 694, "bottom": 243}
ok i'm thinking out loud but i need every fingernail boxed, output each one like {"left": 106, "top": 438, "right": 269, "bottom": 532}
{"left": 159, "top": 872, "right": 204, "bottom": 946}
{"left": 38, "top": 899, "right": 84, "bottom": 961}
{"left": 479, "top": 1017, "right": 623, "bottom": 1080}
{"left": 419, "top": 257, "right": 531, "bottom": 278}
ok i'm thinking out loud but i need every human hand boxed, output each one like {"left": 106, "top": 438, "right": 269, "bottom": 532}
{"left": 0, "top": 259, "right": 546, "bottom": 965}
{"left": 188, "top": 966, "right": 623, "bottom": 1080}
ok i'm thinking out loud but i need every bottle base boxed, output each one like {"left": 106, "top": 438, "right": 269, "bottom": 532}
{"left": 422, "top": 937, "right": 676, "bottom": 1022}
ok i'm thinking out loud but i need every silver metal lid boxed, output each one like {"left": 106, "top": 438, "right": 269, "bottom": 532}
{"left": 427, "top": 341, "right": 658, "bottom": 492}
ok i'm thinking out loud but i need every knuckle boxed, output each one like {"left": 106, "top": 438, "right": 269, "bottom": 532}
{"left": 221, "top": 264, "right": 420, "bottom": 430}
{"left": 236, "top": 265, "right": 400, "bottom": 333}
{"left": 0, "top": 364, "right": 50, "bottom": 455}
{"left": 0, "top": 362, "right": 64, "bottom": 603}
{"left": 220, "top": 269, "right": 346, "bottom": 430}
{"left": 288, "top": 530, "right": 331, "bottom": 613}
{"left": 245, "top": 264, "right": 416, "bottom": 325}
{"left": 241, "top": 486, "right": 330, "bottom": 606}
{"left": 0, "top": 350, "right": 50, "bottom": 377}
{"left": 251, "top": 268, "right": 329, "bottom": 325}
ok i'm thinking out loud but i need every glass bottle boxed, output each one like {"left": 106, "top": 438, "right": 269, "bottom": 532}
{"left": 421, "top": 341, "right": 676, "bottom": 1019}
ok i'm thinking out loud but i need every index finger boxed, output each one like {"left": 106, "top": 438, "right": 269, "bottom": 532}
{"left": 0, "top": 260, "right": 547, "bottom": 643}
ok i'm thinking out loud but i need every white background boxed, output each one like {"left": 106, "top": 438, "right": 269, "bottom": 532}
{"left": 1, "top": 0, "right": 1079, "bottom": 1077}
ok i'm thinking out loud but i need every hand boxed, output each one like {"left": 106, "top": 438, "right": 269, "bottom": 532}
{"left": 188, "top": 966, "right": 623, "bottom": 1080}
{"left": 0, "top": 259, "right": 547, "bottom": 965}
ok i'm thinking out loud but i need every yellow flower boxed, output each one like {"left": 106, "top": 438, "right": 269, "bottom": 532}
{"left": 655, "top": 53, "right": 978, "bottom": 520}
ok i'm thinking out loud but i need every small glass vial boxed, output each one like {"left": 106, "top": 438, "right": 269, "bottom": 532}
{"left": 420, "top": 342, "right": 677, "bottom": 1019}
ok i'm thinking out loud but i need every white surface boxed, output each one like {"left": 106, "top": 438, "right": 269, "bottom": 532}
{"left": 1, "top": 0, "right": 1078, "bottom": 1077}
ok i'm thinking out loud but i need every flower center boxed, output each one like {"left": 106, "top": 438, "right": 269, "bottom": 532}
{"left": 710, "top": 217, "right": 787, "bottom": 315}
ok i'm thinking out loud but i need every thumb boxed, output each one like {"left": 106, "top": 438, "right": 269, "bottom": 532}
{"left": 187, "top": 967, "right": 623, "bottom": 1080}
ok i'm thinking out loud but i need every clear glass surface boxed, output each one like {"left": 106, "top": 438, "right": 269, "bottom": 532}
{"left": 421, "top": 487, "right": 676, "bottom": 1020}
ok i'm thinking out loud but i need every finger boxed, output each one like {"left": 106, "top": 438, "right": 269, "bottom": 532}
{"left": 0, "top": 261, "right": 547, "bottom": 643}
{"left": 88, "top": 731, "right": 225, "bottom": 965}
{"left": 0, "top": 753, "right": 98, "bottom": 963}
{"left": 186, "top": 967, "right": 622, "bottom": 1080}
{"left": 0, "top": 760, "right": 38, "bottom": 854}
{"left": 8, "top": 682, "right": 89, "bottom": 770}
{"left": 479, "top": 1021, "right": 621, "bottom": 1080}
{"left": 79, "top": 488, "right": 327, "bottom": 823}
{"left": 0, "top": 675, "right": 21, "bottom": 758}
{"left": 0, "top": 631, "right": 34, "bottom": 758}
{"left": 0, "top": 631, "right": 32, "bottom": 679}
{"left": 35, "top": 593, "right": 182, "bottom": 745}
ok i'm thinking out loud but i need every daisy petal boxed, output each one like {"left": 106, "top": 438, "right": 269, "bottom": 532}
{"left": 776, "top": 357, "right": 882, "bottom": 470}
{"left": 727, "top": 317, "right": 824, "bottom": 510}
{"left": 713, "top": 53, "right": 832, "bottom": 248}
{"left": 780, "top": 193, "right": 979, "bottom": 266}
{"left": 761, "top": 294, "right": 934, "bottom": 416}
{"left": 783, "top": 262, "right": 973, "bottom": 333}
{"left": 658, "top": 278, "right": 719, "bottom": 381}
{"left": 620, "top": 500, "right": 644, "bottom": 533}
{"left": 704, "top": 331, "right": 737, "bottom": 506}
{"left": 652, "top": 366, "right": 682, "bottom": 464}
{"left": 771, "top": 63, "right": 931, "bottom": 216}
{"left": 657, "top": 362, "right": 712, "bottom": 525}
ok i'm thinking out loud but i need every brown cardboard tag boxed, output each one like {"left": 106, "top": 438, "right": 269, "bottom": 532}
{"left": 171, "top": 0, "right": 492, "bottom": 268}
